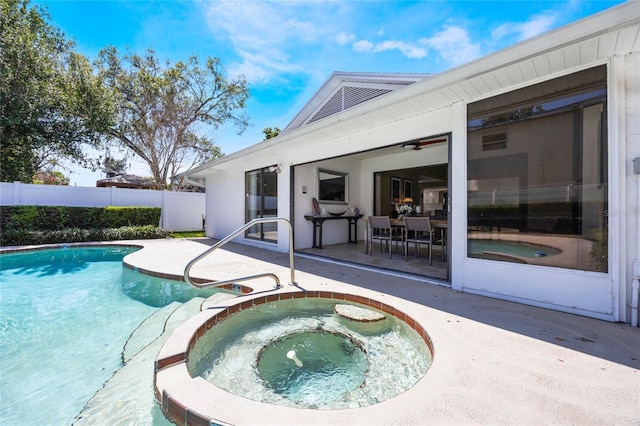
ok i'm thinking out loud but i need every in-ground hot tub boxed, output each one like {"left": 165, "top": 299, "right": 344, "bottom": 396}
{"left": 468, "top": 239, "right": 561, "bottom": 260}
{"left": 154, "top": 291, "right": 434, "bottom": 424}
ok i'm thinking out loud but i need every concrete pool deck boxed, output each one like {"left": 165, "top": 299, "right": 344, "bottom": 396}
{"left": 124, "top": 237, "right": 639, "bottom": 425}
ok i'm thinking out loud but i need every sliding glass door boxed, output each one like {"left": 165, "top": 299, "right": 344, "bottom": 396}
{"left": 371, "top": 162, "right": 450, "bottom": 281}
{"left": 245, "top": 167, "right": 278, "bottom": 242}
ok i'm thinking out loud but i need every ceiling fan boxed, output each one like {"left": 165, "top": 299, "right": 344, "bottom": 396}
{"left": 402, "top": 137, "right": 447, "bottom": 150}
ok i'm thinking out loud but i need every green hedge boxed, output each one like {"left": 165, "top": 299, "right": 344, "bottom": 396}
{"left": 468, "top": 202, "right": 606, "bottom": 234}
{"left": 469, "top": 202, "right": 576, "bottom": 219}
{"left": 0, "top": 226, "right": 169, "bottom": 246}
{"left": 1, "top": 206, "right": 161, "bottom": 231}
{"left": 0, "top": 206, "right": 167, "bottom": 246}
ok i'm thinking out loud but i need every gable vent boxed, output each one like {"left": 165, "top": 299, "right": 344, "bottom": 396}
{"left": 482, "top": 132, "right": 508, "bottom": 151}
{"left": 343, "top": 86, "right": 390, "bottom": 108}
{"left": 308, "top": 86, "right": 391, "bottom": 124}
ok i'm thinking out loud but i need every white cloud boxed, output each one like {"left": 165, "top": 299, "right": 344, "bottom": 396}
{"left": 353, "top": 39, "right": 426, "bottom": 59}
{"left": 204, "top": 2, "right": 329, "bottom": 82}
{"left": 377, "top": 40, "right": 427, "bottom": 59}
{"left": 350, "top": 23, "right": 479, "bottom": 66}
{"left": 202, "top": 1, "right": 565, "bottom": 84}
{"left": 353, "top": 40, "right": 374, "bottom": 52}
{"left": 421, "top": 26, "right": 481, "bottom": 66}
{"left": 492, "top": 11, "right": 559, "bottom": 41}
{"left": 336, "top": 32, "right": 355, "bottom": 46}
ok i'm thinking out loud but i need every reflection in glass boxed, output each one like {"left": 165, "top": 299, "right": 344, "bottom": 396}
{"left": 467, "top": 65, "right": 607, "bottom": 272}
{"left": 318, "top": 169, "right": 348, "bottom": 204}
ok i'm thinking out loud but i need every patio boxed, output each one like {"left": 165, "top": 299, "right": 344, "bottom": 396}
{"left": 125, "top": 237, "right": 639, "bottom": 425}
{"left": 296, "top": 240, "right": 448, "bottom": 281}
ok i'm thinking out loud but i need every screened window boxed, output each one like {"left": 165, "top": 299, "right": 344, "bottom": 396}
{"left": 467, "top": 65, "right": 608, "bottom": 272}
{"left": 245, "top": 167, "right": 278, "bottom": 242}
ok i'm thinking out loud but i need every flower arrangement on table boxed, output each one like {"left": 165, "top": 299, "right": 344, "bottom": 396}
{"left": 397, "top": 204, "right": 417, "bottom": 218}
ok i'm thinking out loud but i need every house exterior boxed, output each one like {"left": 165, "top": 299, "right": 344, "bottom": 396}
{"left": 184, "top": 2, "right": 640, "bottom": 324}
{"left": 96, "top": 174, "right": 155, "bottom": 189}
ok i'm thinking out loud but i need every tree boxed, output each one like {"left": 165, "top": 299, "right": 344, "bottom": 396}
{"left": 32, "top": 170, "right": 70, "bottom": 185}
{"left": 480, "top": 105, "right": 543, "bottom": 128}
{"left": 102, "top": 156, "right": 128, "bottom": 178}
{"left": 262, "top": 127, "right": 280, "bottom": 140}
{"left": 96, "top": 145, "right": 129, "bottom": 177}
{"left": 0, "top": 0, "right": 114, "bottom": 183}
{"left": 95, "top": 47, "right": 248, "bottom": 189}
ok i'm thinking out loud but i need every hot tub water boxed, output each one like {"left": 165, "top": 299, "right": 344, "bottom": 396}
{"left": 188, "top": 298, "right": 431, "bottom": 410}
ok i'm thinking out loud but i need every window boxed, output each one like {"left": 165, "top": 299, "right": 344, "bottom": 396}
{"left": 318, "top": 169, "right": 348, "bottom": 204}
{"left": 245, "top": 167, "right": 278, "bottom": 242}
{"left": 467, "top": 65, "right": 608, "bottom": 272}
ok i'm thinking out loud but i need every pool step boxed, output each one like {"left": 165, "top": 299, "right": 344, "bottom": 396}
{"left": 74, "top": 297, "right": 207, "bottom": 425}
{"left": 123, "top": 301, "right": 182, "bottom": 363}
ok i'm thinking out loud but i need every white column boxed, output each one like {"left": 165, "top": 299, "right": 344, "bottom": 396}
{"left": 450, "top": 101, "right": 466, "bottom": 290}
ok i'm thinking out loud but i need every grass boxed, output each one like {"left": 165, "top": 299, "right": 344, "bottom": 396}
{"left": 169, "top": 230, "right": 206, "bottom": 238}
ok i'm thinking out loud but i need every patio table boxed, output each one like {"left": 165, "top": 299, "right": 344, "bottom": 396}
{"left": 304, "top": 214, "right": 364, "bottom": 249}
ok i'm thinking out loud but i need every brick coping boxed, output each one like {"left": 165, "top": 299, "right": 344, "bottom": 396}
{"left": 0, "top": 241, "right": 142, "bottom": 254}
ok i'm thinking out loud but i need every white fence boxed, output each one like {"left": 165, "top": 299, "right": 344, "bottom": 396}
{"left": 0, "top": 181, "right": 205, "bottom": 232}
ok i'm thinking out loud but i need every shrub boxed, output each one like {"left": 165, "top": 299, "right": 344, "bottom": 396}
{"left": 0, "top": 206, "right": 166, "bottom": 246}
{"left": 0, "top": 226, "right": 169, "bottom": 246}
{"left": 467, "top": 201, "right": 604, "bottom": 234}
{"left": 0, "top": 206, "right": 161, "bottom": 231}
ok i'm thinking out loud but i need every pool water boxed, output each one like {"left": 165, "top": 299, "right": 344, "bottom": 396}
{"left": 189, "top": 298, "right": 431, "bottom": 409}
{"left": 0, "top": 246, "right": 221, "bottom": 425}
{"left": 468, "top": 239, "right": 561, "bottom": 258}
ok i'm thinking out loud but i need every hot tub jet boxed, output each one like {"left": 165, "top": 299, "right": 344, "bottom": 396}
{"left": 287, "top": 350, "right": 303, "bottom": 367}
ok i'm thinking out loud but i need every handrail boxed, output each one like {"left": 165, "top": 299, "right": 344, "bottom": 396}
{"left": 183, "top": 217, "right": 296, "bottom": 290}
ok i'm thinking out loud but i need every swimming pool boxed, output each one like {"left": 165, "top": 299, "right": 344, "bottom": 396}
{"left": 0, "top": 245, "right": 224, "bottom": 425}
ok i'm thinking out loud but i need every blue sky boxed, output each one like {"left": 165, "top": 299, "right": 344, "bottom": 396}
{"left": 32, "top": 0, "right": 625, "bottom": 186}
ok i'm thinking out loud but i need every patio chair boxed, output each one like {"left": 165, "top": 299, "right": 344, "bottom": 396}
{"left": 432, "top": 226, "right": 446, "bottom": 262}
{"left": 403, "top": 217, "right": 434, "bottom": 264}
{"left": 368, "top": 216, "right": 400, "bottom": 258}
